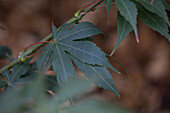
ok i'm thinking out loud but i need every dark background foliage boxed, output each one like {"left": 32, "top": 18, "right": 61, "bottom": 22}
{"left": 0, "top": 0, "right": 169, "bottom": 112}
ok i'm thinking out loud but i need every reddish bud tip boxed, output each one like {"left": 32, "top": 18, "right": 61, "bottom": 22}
{"left": 136, "top": 36, "right": 140, "bottom": 43}
{"left": 118, "top": 72, "right": 121, "bottom": 74}
{"left": 151, "top": 0, "right": 154, "bottom": 4}
{"left": 110, "top": 51, "right": 114, "bottom": 56}
{"left": 52, "top": 21, "right": 54, "bottom": 26}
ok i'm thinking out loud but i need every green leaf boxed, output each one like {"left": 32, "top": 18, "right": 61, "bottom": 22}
{"left": 3, "top": 68, "right": 30, "bottom": 85}
{"left": 21, "top": 62, "right": 37, "bottom": 79}
{"left": 72, "top": 57, "right": 120, "bottom": 97}
{"left": 53, "top": 23, "right": 74, "bottom": 40}
{"left": 50, "top": 22, "right": 119, "bottom": 85}
{"left": 115, "top": 0, "right": 139, "bottom": 42}
{"left": 12, "top": 75, "right": 34, "bottom": 86}
{"left": 56, "top": 22, "right": 102, "bottom": 41}
{"left": 106, "top": 0, "right": 113, "bottom": 14}
{"left": 54, "top": 22, "right": 118, "bottom": 72}
{"left": 52, "top": 43, "right": 76, "bottom": 84}
{"left": 11, "top": 64, "right": 29, "bottom": 82}
{"left": 37, "top": 22, "right": 119, "bottom": 89}
{"left": 0, "top": 46, "right": 12, "bottom": 59}
{"left": 54, "top": 22, "right": 103, "bottom": 67}
{"left": 29, "top": 62, "right": 37, "bottom": 71}
{"left": 136, "top": 2, "right": 170, "bottom": 41}
{"left": 161, "top": 0, "right": 170, "bottom": 11}
{"left": 53, "top": 22, "right": 105, "bottom": 68}
{"left": 65, "top": 40, "right": 116, "bottom": 71}
{"left": 0, "top": 79, "right": 7, "bottom": 88}
{"left": 111, "top": 12, "right": 133, "bottom": 54}
{"left": 135, "top": 0, "right": 170, "bottom": 26}
{"left": 36, "top": 43, "right": 53, "bottom": 72}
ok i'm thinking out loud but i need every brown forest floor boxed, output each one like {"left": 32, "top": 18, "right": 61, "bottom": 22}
{"left": 0, "top": 0, "right": 170, "bottom": 113}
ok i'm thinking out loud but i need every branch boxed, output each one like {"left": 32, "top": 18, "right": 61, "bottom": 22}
{"left": 0, "top": 0, "right": 104, "bottom": 75}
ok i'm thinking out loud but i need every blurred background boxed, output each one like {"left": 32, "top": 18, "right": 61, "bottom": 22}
{"left": 0, "top": 0, "right": 169, "bottom": 112}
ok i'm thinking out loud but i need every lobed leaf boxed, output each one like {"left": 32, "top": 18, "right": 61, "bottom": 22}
{"left": 37, "top": 22, "right": 120, "bottom": 91}
{"left": 51, "top": 22, "right": 115, "bottom": 84}
{"left": 55, "top": 22, "right": 119, "bottom": 73}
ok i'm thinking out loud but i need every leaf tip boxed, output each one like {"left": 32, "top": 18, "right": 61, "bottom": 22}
{"left": 52, "top": 21, "right": 54, "bottom": 26}
{"left": 136, "top": 36, "right": 140, "bottom": 43}
{"left": 117, "top": 94, "right": 120, "bottom": 98}
{"left": 114, "top": 90, "right": 120, "bottom": 98}
{"left": 110, "top": 51, "right": 114, "bottom": 56}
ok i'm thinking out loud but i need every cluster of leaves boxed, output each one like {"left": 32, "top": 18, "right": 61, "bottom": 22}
{"left": 0, "top": 0, "right": 169, "bottom": 112}
{"left": 0, "top": 22, "right": 120, "bottom": 98}
{"left": 0, "top": 58, "right": 58, "bottom": 96}
{"left": 0, "top": 73, "right": 130, "bottom": 113}
{"left": 103, "top": 0, "right": 170, "bottom": 53}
